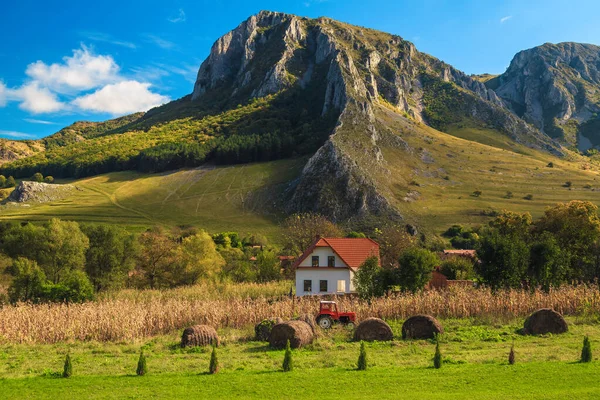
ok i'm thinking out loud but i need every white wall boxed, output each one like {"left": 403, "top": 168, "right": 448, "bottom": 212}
{"left": 295, "top": 268, "right": 352, "bottom": 296}
{"left": 298, "top": 247, "right": 348, "bottom": 268}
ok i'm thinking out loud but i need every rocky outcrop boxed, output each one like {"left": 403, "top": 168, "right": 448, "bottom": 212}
{"left": 490, "top": 42, "right": 600, "bottom": 148}
{"left": 7, "top": 181, "right": 77, "bottom": 203}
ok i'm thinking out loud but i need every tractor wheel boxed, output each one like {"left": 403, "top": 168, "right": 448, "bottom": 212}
{"left": 317, "top": 315, "right": 333, "bottom": 329}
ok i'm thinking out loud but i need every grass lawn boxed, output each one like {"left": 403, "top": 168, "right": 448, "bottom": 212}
{"left": 1, "top": 318, "right": 599, "bottom": 399}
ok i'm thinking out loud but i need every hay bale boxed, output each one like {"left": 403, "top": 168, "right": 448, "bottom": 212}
{"left": 254, "top": 317, "right": 284, "bottom": 341}
{"left": 181, "top": 325, "right": 219, "bottom": 347}
{"left": 402, "top": 315, "right": 443, "bottom": 340}
{"left": 353, "top": 317, "right": 393, "bottom": 342}
{"left": 294, "top": 314, "right": 317, "bottom": 334}
{"left": 269, "top": 320, "right": 314, "bottom": 349}
{"left": 523, "top": 308, "right": 568, "bottom": 335}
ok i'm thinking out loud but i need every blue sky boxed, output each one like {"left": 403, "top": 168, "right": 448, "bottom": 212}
{"left": 1, "top": 0, "right": 600, "bottom": 140}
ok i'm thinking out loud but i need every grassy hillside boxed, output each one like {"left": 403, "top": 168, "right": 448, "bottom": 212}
{"left": 0, "top": 158, "right": 304, "bottom": 239}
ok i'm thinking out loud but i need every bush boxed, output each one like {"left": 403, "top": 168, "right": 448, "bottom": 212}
{"left": 471, "top": 190, "right": 482, "bottom": 197}
{"left": 508, "top": 344, "right": 515, "bottom": 365}
{"left": 581, "top": 336, "right": 592, "bottom": 363}
{"left": 357, "top": 341, "right": 367, "bottom": 371}
{"left": 396, "top": 248, "right": 439, "bottom": 292}
{"left": 209, "top": 345, "right": 219, "bottom": 374}
{"left": 282, "top": 339, "right": 293, "bottom": 372}
{"left": 0, "top": 175, "right": 5, "bottom": 188}
{"left": 31, "top": 172, "right": 43, "bottom": 182}
{"left": 5, "top": 176, "right": 15, "bottom": 188}
{"left": 439, "top": 256, "right": 475, "bottom": 280}
{"left": 62, "top": 354, "right": 72, "bottom": 378}
{"left": 44, "top": 176, "right": 54, "bottom": 184}
{"left": 433, "top": 340, "right": 442, "bottom": 369}
{"left": 136, "top": 350, "right": 147, "bottom": 376}
{"left": 547, "top": 162, "right": 554, "bottom": 168}
{"left": 524, "top": 194, "right": 533, "bottom": 200}
{"left": 564, "top": 181, "right": 572, "bottom": 188}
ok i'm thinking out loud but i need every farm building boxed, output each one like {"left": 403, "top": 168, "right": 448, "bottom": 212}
{"left": 293, "top": 236, "right": 380, "bottom": 296}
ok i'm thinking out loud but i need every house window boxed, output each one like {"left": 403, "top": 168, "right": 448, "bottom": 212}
{"left": 312, "top": 256, "right": 319, "bottom": 267}
{"left": 328, "top": 256, "right": 335, "bottom": 267}
{"left": 320, "top": 280, "right": 328, "bottom": 292}
{"left": 337, "top": 280, "right": 346, "bottom": 292}
{"left": 303, "top": 280, "right": 312, "bottom": 292}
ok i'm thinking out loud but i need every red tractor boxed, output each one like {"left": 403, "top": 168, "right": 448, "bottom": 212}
{"left": 316, "top": 301, "right": 357, "bottom": 329}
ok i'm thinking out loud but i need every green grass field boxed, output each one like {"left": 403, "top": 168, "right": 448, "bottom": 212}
{"left": 1, "top": 318, "right": 599, "bottom": 399}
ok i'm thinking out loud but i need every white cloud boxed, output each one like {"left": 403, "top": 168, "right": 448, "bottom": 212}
{"left": 0, "top": 130, "right": 36, "bottom": 139}
{"left": 25, "top": 46, "right": 120, "bottom": 92}
{"left": 24, "top": 118, "right": 59, "bottom": 125}
{"left": 15, "top": 82, "right": 64, "bottom": 114}
{"left": 0, "top": 81, "right": 6, "bottom": 107}
{"left": 82, "top": 32, "right": 136, "bottom": 49}
{"left": 143, "top": 34, "right": 176, "bottom": 50}
{"left": 168, "top": 9, "right": 186, "bottom": 23}
{"left": 72, "top": 81, "right": 170, "bottom": 115}
{"left": 500, "top": 16, "right": 513, "bottom": 23}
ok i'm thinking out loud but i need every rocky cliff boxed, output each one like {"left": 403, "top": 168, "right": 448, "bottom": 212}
{"left": 488, "top": 42, "right": 600, "bottom": 149}
{"left": 189, "top": 11, "right": 564, "bottom": 221}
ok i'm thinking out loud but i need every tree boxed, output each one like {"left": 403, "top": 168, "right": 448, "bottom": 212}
{"left": 219, "top": 247, "right": 255, "bottom": 282}
{"left": 534, "top": 201, "right": 600, "bottom": 281}
{"left": 255, "top": 249, "right": 281, "bottom": 283}
{"left": 135, "top": 227, "right": 178, "bottom": 289}
{"left": 63, "top": 354, "right": 72, "bottom": 378}
{"left": 433, "top": 340, "right": 442, "bottom": 369}
{"left": 528, "top": 232, "right": 569, "bottom": 291}
{"left": 0, "top": 175, "right": 6, "bottom": 188}
{"left": 31, "top": 172, "right": 44, "bottom": 182}
{"left": 209, "top": 346, "right": 219, "bottom": 374}
{"left": 136, "top": 350, "right": 147, "bottom": 376}
{"left": 374, "top": 224, "right": 415, "bottom": 268}
{"left": 282, "top": 339, "right": 293, "bottom": 372}
{"left": 282, "top": 213, "right": 343, "bottom": 254}
{"left": 82, "top": 224, "right": 138, "bottom": 292}
{"left": 490, "top": 211, "right": 532, "bottom": 239}
{"left": 7, "top": 258, "right": 46, "bottom": 303}
{"left": 581, "top": 336, "right": 592, "bottom": 363}
{"left": 40, "top": 219, "right": 89, "bottom": 284}
{"left": 44, "top": 176, "right": 54, "bottom": 184}
{"left": 353, "top": 256, "right": 387, "bottom": 300}
{"left": 476, "top": 229, "right": 529, "bottom": 290}
{"left": 5, "top": 176, "right": 16, "bottom": 188}
{"left": 176, "top": 231, "right": 225, "bottom": 284}
{"left": 439, "top": 256, "right": 475, "bottom": 280}
{"left": 396, "top": 248, "right": 439, "bottom": 292}
{"left": 357, "top": 341, "right": 367, "bottom": 371}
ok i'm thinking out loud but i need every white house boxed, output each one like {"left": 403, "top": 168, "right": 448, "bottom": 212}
{"left": 293, "top": 236, "right": 380, "bottom": 296}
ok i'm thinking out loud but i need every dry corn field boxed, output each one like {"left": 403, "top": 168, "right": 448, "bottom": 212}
{"left": 1, "top": 284, "right": 599, "bottom": 344}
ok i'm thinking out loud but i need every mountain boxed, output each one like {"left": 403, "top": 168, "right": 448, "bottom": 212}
{"left": 487, "top": 42, "right": 600, "bottom": 150}
{"left": 2, "top": 11, "right": 599, "bottom": 233}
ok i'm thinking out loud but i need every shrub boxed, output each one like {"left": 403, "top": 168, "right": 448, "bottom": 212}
{"left": 31, "top": 172, "right": 43, "bottom": 182}
{"left": 136, "top": 350, "right": 147, "bottom": 376}
{"left": 581, "top": 336, "right": 592, "bottom": 363}
{"left": 564, "top": 181, "right": 572, "bottom": 188}
{"left": 547, "top": 162, "right": 554, "bottom": 168}
{"left": 282, "top": 339, "right": 293, "bottom": 372}
{"left": 209, "top": 345, "right": 219, "bottom": 374}
{"left": 508, "top": 344, "right": 515, "bottom": 365}
{"left": 62, "top": 354, "right": 72, "bottom": 378}
{"left": 0, "top": 175, "right": 5, "bottom": 188}
{"left": 524, "top": 194, "right": 533, "bottom": 200}
{"left": 396, "top": 248, "right": 439, "bottom": 292}
{"left": 433, "top": 340, "right": 442, "bottom": 369}
{"left": 471, "top": 190, "right": 482, "bottom": 197}
{"left": 439, "top": 256, "right": 475, "bottom": 280}
{"left": 5, "top": 176, "right": 16, "bottom": 188}
{"left": 357, "top": 341, "right": 367, "bottom": 371}
{"left": 44, "top": 176, "right": 54, "bottom": 184}
{"left": 505, "top": 191, "right": 513, "bottom": 199}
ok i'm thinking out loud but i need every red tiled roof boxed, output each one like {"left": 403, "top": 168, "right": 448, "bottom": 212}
{"left": 293, "top": 237, "right": 380, "bottom": 269}
{"left": 443, "top": 250, "right": 477, "bottom": 256}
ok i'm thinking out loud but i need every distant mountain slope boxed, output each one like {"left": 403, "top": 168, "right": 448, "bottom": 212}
{"left": 488, "top": 42, "right": 600, "bottom": 149}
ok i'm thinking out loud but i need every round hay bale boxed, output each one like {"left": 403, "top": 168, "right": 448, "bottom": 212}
{"left": 353, "top": 317, "right": 393, "bottom": 342}
{"left": 523, "top": 308, "right": 568, "bottom": 335}
{"left": 181, "top": 325, "right": 220, "bottom": 347}
{"left": 402, "top": 315, "right": 443, "bottom": 340}
{"left": 254, "top": 317, "right": 284, "bottom": 342}
{"left": 269, "top": 320, "right": 314, "bottom": 349}
{"left": 294, "top": 314, "right": 317, "bottom": 334}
